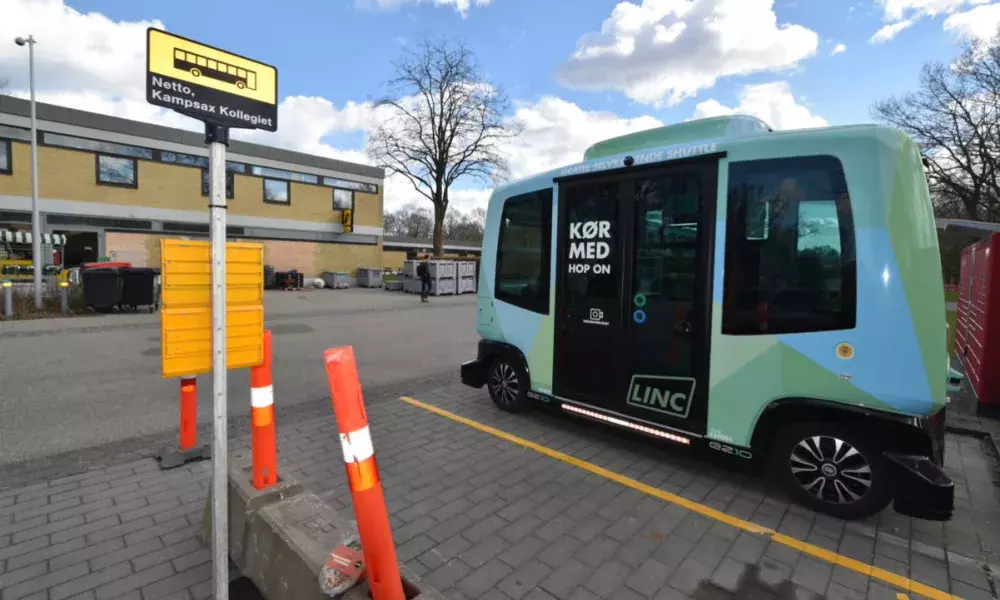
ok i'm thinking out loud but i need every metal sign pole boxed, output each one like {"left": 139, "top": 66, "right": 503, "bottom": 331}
{"left": 26, "top": 36, "right": 42, "bottom": 310}
{"left": 207, "top": 122, "right": 230, "bottom": 600}
{"left": 145, "top": 29, "right": 276, "bottom": 597}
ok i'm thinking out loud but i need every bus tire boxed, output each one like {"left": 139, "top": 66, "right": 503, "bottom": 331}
{"left": 487, "top": 356, "right": 530, "bottom": 413}
{"left": 771, "top": 422, "right": 892, "bottom": 520}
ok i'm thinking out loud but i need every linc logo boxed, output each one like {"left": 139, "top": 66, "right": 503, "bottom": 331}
{"left": 627, "top": 375, "right": 696, "bottom": 419}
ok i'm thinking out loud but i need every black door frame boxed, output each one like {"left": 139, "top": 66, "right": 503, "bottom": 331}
{"left": 552, "top": 154, "right": 723, "bottom": 435}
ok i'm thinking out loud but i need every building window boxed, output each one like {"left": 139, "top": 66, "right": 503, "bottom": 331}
{"left": 45, "top": 132, "right": 153, "bottom": 159}
{"left": 161, "top": 151, "right": 209, "bottom": 168}
{"left": 495, "top": 189, "right": 552, "bottom": 314}
{"left": 263, "top": 178, "right": 290, "bottom": 204}
{"left": 0, "top": 125, "right": 31, "bottom": 142}
{"left": 96, "top": 155, "right": 138, "bottom": 188}
{"left": 162, "top": 221, "right": 210, "bottom": 234}
{"left": 722, "top": 155, "right": 856, "bottom": 335}
{"left": 202, "top": 169, "right": 235, "bottom": 199}
{"left": 322, "top": 176, "right": 378, "bottom": 194}
{"left": 333, "top": 188, "right": 353, "bottom": 211}
{"left": 48, "top": 214, "right": 152, "bottom": 230}
{"left": 251, "top": 165, "right": 318, "bottom": 184}
{"left": 0, "top": 140, "right": 10, "bottom": 175}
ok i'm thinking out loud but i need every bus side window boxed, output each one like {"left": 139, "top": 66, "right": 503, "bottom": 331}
{"left": 722, "top": 156, "right": 857, "bottom": 335}
{"left": 494, "top": 189, "right": 552, "bottom": 314}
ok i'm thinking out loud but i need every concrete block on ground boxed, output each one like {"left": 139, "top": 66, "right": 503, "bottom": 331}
{"left": 204, "top": 456, "right": 443, "bottom": 599}
{"left": 201, "top": 458, "right": 305, "bottom": 571}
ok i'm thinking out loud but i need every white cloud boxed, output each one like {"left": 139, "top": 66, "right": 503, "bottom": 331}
{"left": 356, "top": 0, "right": 491, "bottom": 17}
{"left": 830, "top": 43, "right": 847, "bottom": 55}
{"left": 871, "top": 0, "right": 1000, "bottom": 42}
{"left": 870, "top": 18, "right": 918, "bottom": 42}
{"left": 554, "top": 0, "right": 819, "bottom": 107}
{"left": 692, "top": 81, "right": 827, "bottom": 130}
{"left": 0, "top": 0, "right": 673, "bottom": 219}
{"left": 877, "top": 0, "right": 970, "bottom": 22}
{"left": 0, "top": 0, "right": 165, "bottom": 108}
{"left": 504, "top": 96, "right": 662, "bottom": 180}
{"left": 943, "top": 2, "right": 1000, "bottom": 39}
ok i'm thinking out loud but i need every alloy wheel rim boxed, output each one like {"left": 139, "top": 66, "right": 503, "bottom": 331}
{"left": 789, "top": 435, "right": 872, "bottom": 504}
{"left": 490, "top": 363, "right": 519, "bottom": 405}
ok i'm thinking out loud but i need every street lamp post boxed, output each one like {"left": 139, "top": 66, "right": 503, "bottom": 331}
{"left": 15, "top": 35, "right": 42, "bottom": 310}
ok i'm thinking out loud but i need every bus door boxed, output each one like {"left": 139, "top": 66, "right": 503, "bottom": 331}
{"left": 553, "top": 176, "right": 626, "bottom": 406}
{"left": 554, "top": 159, "right": 718, "bottom": 436}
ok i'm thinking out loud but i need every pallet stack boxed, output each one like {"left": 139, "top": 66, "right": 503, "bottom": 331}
{"left": 457, "top": 261, "right": 477, "bottom": 294}
{"left": 357, "top": 268, "right": 383, "bottom": 289}
{"left": 402, "top": 260, "right": 457, "bottom": 296}
{"left": 321, "top": 272, "right": 350, "bottom": 289}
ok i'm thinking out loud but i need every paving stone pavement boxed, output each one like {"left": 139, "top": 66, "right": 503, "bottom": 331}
{"left": 1, "top": 382, "right": 999, "bottom": 600}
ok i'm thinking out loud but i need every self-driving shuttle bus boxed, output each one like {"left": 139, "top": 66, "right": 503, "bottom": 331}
{"left": 461, "top": 115, "right": 957, "bottom": 520}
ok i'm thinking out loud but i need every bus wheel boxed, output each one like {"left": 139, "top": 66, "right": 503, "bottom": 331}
{"left": 190, "top": 68, "right": 201, "bottom": 77}
{"left": 487, "top": 357, "right": 529, "bottom": 413}
{"left": 236, "top": 81, "right": 246, "bottom": 89}
{"left": 771, "top": 423, "right": 892, "bottom": 520}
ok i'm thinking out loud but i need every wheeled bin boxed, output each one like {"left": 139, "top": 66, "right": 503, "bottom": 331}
{"left": 121, "top": 267, "right": 159, "bottom": 313}
{"left": 82, "top": 268, "right": 123, "bottom": 312}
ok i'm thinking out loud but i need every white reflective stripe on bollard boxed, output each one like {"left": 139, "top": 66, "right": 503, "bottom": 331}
{"left": 338, "top": 425, "right": 374, "bottom": 464}
{"left": 250, "top": 385, "right": 274, "bottom": 408}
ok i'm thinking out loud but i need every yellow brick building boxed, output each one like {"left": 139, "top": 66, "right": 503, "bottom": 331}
{"left": 0, "top": 97, "right": 385, "bottom": 279}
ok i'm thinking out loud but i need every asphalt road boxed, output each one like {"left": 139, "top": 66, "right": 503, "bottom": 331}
{"left": 0, "top": 289, "right": 478, "bottom": 466}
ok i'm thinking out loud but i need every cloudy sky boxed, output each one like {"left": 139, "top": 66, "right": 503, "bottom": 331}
{"left": 1, "top": 0, "right": 994, "bottom": 215}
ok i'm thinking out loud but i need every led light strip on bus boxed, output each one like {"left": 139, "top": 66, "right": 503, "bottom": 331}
{"left": 560, "top": 403, "right": 691, "bottom": 445}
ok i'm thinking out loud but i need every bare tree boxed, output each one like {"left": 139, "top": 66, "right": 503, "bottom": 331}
{"left": 367, "top": 37, "right": 521, "bottom": 256}
{"left": 871, "top": 28, "right": 1000, "bottom": 223}
{"left": 383, "top": 203, "right": 434, "bottom": 238}
{"left": 444, "top": 207, "right": 486, "bottom": 243}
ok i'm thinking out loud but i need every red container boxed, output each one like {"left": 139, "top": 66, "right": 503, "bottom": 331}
{"left": 955, "top": 232, "right": 1000, "bottom": 412}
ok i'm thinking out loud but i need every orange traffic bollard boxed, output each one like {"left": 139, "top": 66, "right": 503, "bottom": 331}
{"left": 179, "top": 376, "right": 198, "bottom": 450}
{"left": 250, "top": 330, "right": 278, "bottom": 489}
{"left": 324, "top": 346, "right": 405, "bottom": 600}
{"left": 157, "top": 375, "right": 209, "bottom": 470}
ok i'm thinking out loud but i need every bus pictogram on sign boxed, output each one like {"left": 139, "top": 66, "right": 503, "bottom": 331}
{"left": 173, "top": 49, "right": 258, "bottom": 91}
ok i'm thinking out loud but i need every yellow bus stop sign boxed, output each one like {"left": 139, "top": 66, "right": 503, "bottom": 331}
{"left": 146, "top": 28, "right": 277, "bottom": 131}
{"left": 159, "top": 239, "right": 264, "bottom": 379}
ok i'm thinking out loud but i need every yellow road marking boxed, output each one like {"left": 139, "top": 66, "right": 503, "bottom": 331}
{"left": 399, "top": 396, "right": 962, "bottom": 600}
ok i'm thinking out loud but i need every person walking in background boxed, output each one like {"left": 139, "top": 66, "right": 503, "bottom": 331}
{"left": 417, "top": 256, "right": 431, "bottom": 302}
